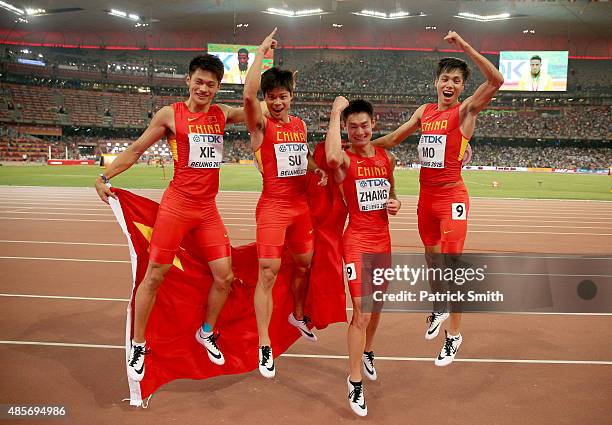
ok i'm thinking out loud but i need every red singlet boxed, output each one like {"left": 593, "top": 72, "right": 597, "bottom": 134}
{"left": 254, "top": 116, "right": 313, "bottom": 258}
{"left": 149, "top": 102, "right": 230, "bottom": 264}
{"left": 417, "top": 102, "right": 470, "bottom": 254}
{"left": 341, "top": 147, "right": 392, "bottom": 298}
{"left": 167, "top": 102, "right": 226, "bottom": 201}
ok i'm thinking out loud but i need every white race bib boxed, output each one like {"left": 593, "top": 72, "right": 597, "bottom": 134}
{"left": 355, "top": 178, "right": 390, "bottom": 212}
{"left": 188, "top": 133, "right": 223, "bottom": 168}
{"left": 418, "top": 134, "right": 446, "bottom": 168}
{"left": 274, "top": 143, "right": 308, "bottom": 178}
{"left": 345, "top": 263, "right": 357, "bottom": 281}
{"left": 452, "top": 203, "right": 467, "bottom": 220}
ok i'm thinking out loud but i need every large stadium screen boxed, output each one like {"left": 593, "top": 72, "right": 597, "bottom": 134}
{"left": 207, "top": 43, "right": 274, "bottom": 85}
{"left": 499, "top": 51, "right": 569, "bottom": 92}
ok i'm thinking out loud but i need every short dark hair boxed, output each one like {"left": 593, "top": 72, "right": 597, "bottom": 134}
{"left": 436, "top": 57, "right": 470, "bottom": 81}
{"left": 342, "top": 99, "right": 374, "bottom": 122}
{"left": 189, "top": 54, "right": 224, "bottom": 82}
{"left": 238, "top": 48, "right": 249, "bottom": 55}
{"left": 530, "top": 55, "right": 542, "bottom": 62}
{"left": 261, "top": 67, "right": 294, "bottom": 95}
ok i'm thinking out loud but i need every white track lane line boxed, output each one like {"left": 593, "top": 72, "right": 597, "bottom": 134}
{"left": 2, "top": 218, "right": 612, "bottom": 235}
{"left": 0, "top": 240, "right": 127, "bottom": 246}
{"left": 0, "top": 340, "right": 610, "bottom": 365}
{"left": 0, "top": 256, "right": 130, "bottom": 263}
{"left": 3, "top": 294, "right": 612, "bottom": 316}
{"left": 3, "top": 211, "right": 612, "bottom": 230}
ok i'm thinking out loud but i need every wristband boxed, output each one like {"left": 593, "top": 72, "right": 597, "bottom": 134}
{"left": 99, "top": 174, "right": 110, "bottom": 184}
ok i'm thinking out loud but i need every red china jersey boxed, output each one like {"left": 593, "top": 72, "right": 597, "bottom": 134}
{"left": 255, "top": 115, "right": 309, "bottom": 199}
{"left": 342, "top": 147, "right": 391, "bottom": 237}
{"left": 418, "top": 102, "right": 469, "bottom": 186}
{"left": 167, "top": 102, "right": 226, "bottom": 201}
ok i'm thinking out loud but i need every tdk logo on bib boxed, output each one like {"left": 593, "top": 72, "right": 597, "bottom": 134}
{"left": 420, "top": 135, "right": 445, "bottom": 144}
{"left": 188, "top": 133, "right": 224, "bottom": 168}
{"left": 275, "top": 143, "right": 308, "bottom": 177}
{"left": 418, "top": 134, "right": 446, "bottom": 169}
{"left": 356, "top": 178, "right": 390, "bottom": 211}
{"left": 192, "top": 134, "right": 222, "bottom": 144}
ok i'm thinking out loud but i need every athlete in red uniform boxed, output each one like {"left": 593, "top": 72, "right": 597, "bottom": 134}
{"left": 244, "top": 29, "right": 327, "bottom": 378}
{"left": 374, "top": 31, "right": 503, "bottom": 366}
{"left": 95, "top": 54, "right": 257, "bottom": 381}
{"left": 326, "top": 98, "right": 401, "bottom": 417}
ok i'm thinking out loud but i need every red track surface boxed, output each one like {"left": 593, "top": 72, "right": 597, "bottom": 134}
{"left": 1, "top": 186, "right": 611, "bottom": 424}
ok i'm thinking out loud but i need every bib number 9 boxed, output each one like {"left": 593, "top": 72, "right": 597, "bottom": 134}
{"left": 345, "top": 263, "right": 357, "bottom": 281}
{"left": 452, "top": 203, "right": 466, "bottom": 220}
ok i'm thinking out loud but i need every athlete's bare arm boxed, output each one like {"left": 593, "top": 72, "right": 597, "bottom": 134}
{"left": 445, "top": 31, "right": 504, "bottom": 138}
{"left": 385, "top": 151, "right": 401, "bottom": 216}
{"left": 372, "top": 104, "right": 426, "bottom": 149}
{"left": 95, "top": 105, "right": 173, "bottom": 203}
{"left": 325, "top": 96, "right": 351, "bottom": 183}
{"left": 218, "top": 102, "right": 269, "bottom": 125}
{"left": 244, "top": 28, "right": 277, "bottom": 152}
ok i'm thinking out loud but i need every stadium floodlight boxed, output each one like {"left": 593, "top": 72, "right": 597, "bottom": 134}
{"left": 263, "top": 7, "right": 326, "bottom": 17}
{"left": 25, "top": 8, "right": 45, "bottom": 15}
{"left": 0, "top": 1, "right": 24, "bottom": 15}
{"left": 455, "top": 12, "right": 511, "bottom": 22}
{"left": 352, "top": 10, "right": 421, "bottom": 19}
{"left": 109, "top": 8, "right": 127, "bottom": 18}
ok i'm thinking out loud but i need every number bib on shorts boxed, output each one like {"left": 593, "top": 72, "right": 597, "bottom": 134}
{"left": 356, "top": 178, "right": 390, "bottom": 212}
{"left": 188, "top": 133, "right": 223, "bottom": 168}
{"left": 274, "top": 143, "right": 308, "bottom": 178}
{"left": 418, "top": 134, "right": 446, "bottom": 169}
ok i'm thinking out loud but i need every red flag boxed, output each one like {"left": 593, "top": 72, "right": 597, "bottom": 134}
{"left": 306, "top": 143, "right": 348, "bottom": 329}
{"left": 109, "top": 181, "right": 346, "bottom": 405}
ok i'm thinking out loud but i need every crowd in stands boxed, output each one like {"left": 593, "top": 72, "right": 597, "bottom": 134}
{"left": 3, "top": 47, "right": 611, "bottom": 96}
{"left": 1, "top": 134, "right": 609, "bottom": 170}
{"left": 1, "top": 48, "right": 610, "bottom": 169}
{"left": 469, "top": 145, "right": 611, "bottom": 170}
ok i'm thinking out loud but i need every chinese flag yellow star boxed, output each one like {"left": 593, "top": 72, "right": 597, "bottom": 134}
{"left": 134, "top": 222, "right": 184, "bottom": 271}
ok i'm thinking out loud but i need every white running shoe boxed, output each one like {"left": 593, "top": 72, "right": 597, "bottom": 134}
{"left": 435, "top": 330, "right": 463, "bottom": 367}
{"left": 258, "top": 345, "right": 275, "bottom": 378}
{"left": 127, "top": 342, "right": 148, "bottom": 382}
{"left": 362, "top": 351, "right": 377, "bottom": 381}
{"left": 347, "top": 376, "right": 367, "bottom": 417}
{"left": 425, "top": 311, "right": 449, "bottom": 340}
{"left": 195, "top": 328, "right": 225, "bottom": 366}
{"left": 288, "top": 313, "right": 317, "bottom": 342}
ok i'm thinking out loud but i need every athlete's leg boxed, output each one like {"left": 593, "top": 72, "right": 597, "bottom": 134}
{"left": 348, "top": 296, "right": 371, "bottom": 382}
{"left": 289, "top": 250, "right": 313, "bottom": 320}
{"left": 135, "top": 196, "right": 198, "bottom": 342}
{"left": 440, "top": 191, "right": 469, "bottom": 336}
{"left": 191, "top": 206, "right": 233, "bottom": 331}
{"left": 205, "top": 255, "right": 234, "bottom": 329}
{"left": 286, "top": 208, "right": 314, "bottom": 319}
{"left": 363, "top": 313, "right": 380, "bottom": 353}
{"left": 255, "top": 257, "right": 282, "bottom": 346}
{"left": 133, "top": 262, "right": 173, "bottom": 343}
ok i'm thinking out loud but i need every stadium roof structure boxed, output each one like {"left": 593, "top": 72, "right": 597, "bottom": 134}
{"left": 0, "top": 0, "right": 610, "bottom": 57}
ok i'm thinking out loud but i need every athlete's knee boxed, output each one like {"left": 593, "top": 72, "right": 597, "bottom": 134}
{"left": 293, "top": 252, "right": 312, "bottom": 274}
{"left": 212, "top": 269, "right": 234, "bottom": 292}
{"left": 351, "top": 311, "right": 372, "bottom": 330}
{"left": 294, "top": 261, "right": 310, "bottom": 278}
{"left": 259, "top": 265, "right": 279, "bottom": 290}
{"left": 142, "top": 263, "right": 167, "bottom": 292}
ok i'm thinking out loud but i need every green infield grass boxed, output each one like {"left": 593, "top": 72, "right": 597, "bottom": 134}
{"left": 0, "top": 164, "right": 610, "bottom": 200}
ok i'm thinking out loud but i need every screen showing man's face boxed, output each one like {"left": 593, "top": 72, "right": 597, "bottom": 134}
{"left": 530, "top": 59, "right": 541, "bottom": 76}
{"left": 238, "top": 52, "right": 249, "bottom": 71}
